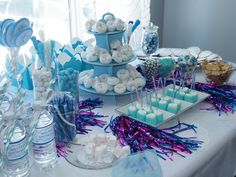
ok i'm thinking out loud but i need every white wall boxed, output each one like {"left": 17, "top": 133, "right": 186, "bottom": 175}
{"left": 150, "top": 0, "right": 164, "bottom": 46}
{"left": 162, "top": 0, "right": 236, "bottom": 62}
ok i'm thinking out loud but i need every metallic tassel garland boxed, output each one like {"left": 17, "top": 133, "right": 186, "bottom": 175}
{"left": 106, "top": 116, "right": 203, "bottom": 160}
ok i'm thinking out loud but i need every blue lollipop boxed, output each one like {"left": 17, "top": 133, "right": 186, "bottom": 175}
{"left": 0, "top": 19, "right": 15, "bottom": 46}
{"left": 177, "top": 55, "right": 198, "bottom": 88}
{"left": 177, "top": 55, "right": 197, "bottom": 75}
{"left": 0, "top": 18, "right": 33, "bottom": 48}
{"left": 159, "top": 57, "right": 176, "bottom": 78}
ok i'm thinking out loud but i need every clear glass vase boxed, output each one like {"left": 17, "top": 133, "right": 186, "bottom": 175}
{"left": 141, "top": 22, "right": 159, "bottom": 59}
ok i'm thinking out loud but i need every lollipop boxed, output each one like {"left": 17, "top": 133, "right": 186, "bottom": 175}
{"left": 158, "top": 57, "right": 176, "bottom": 78}
{"left": 177, "top": 55, "right": 197, "bottom": 75}
{"left": 141, "top": 59, "right": 159, "bottom": 82}
{"left": 158, "top": 57, "right": 176, "bottom": 93}
{"left": 177, "top": 55, "right": 197, "bottom": 88}
{"left": 0, "top": 18, "right": 33, "bottom": 48}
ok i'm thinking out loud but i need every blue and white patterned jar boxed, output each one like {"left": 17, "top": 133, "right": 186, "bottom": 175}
{"left": 141, "top": 22, "right": 159, "bottom": 56}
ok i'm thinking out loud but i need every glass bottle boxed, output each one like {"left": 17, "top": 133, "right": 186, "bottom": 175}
{"left": 32, "top": 102, "right": 57, "bottom": 168}
{"left": 141, "top": 22, "right": 159, "bottom": 58}
{"left": 1, "top": 113, "right": 30, "bottom": 177}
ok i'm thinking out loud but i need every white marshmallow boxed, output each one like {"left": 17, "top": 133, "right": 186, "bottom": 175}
{"left": 84, "top": 77, "right": 93, "bottom": 88}
{"left": 117, "top": 69, "right": 130, "bottom": 80}
{"left": 99, "top": 53, "right": 112, "bottom": 64}
{"left": 95, "top": 82, "right": 108, "bottom": 94}
{"left": 107, "top": 77, "right": 120, "bottom": 86}
{"left": 126, "top": 80, "right": 137, "bottom": 92}
{"left": 94, "top": 21, "right": 107, "bottom": 33}
{"left": 112, "top": 51, "right": 123, "bottom": 63}
{"left": 87, "top": 53, "right": 98, "bottom": 62}
{"left": 134, "top": 78, "right": 146, "bottom": 87}
{"left": 99, "top": 74, "right": 109, "bottom": 83}
{"left": 110, "top": 40, "right": 122, "bottom": 50}
{"left": 114, "top": 83, "right": 126, "bottom": 94}
{"left": 104, "top": 14, "right": 114, "bottom": 22}
{"left": 106, "top": 20, "right": 116, "bottom": 32}
{"left": 114, "top": 18, "right": 125, "bottom": 31}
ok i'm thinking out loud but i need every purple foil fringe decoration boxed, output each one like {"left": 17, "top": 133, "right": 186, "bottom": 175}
{"left": 76, "top": 98, "right": 107, "bottom": 135}
{"left": 56, "top": 144, "right": 72, "bottom": 158}
{"left": 106, "top": 116, "right": 203, "bottom": 160}
{"left": 194, "top": 82, "right": 236, "bottom": 115}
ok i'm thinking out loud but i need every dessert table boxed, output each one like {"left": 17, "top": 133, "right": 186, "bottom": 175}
{"left": 28, "top": 65, "right": 236, "bottom": 177}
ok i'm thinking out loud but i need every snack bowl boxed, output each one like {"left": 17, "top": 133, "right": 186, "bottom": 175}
{"left": 202, "top": 60, "right": 234, "bottom": 85}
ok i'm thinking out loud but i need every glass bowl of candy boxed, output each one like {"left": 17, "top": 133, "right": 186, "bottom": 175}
{"left": 141, "top": 22, "right": 159, "bottom": 58}
{"left": 202, "top": 60, "right": 234, "bottom": 85}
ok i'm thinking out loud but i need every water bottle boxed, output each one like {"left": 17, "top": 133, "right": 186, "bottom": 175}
{"left": 32, "top": 104, "right": 57, "bottom": 167}
{"left": 1, "top": 113, "right": 30, "bottom": 177}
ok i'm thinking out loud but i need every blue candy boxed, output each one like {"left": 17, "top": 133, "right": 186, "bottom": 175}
{"left": 58, "top": 68, "right": 79, "bottom": 98}
{"left": 142, "top": 32, "right": 159, "bottom": 55}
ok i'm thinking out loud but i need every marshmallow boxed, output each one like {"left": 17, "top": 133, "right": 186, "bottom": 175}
{"left": 92, "top": 77, "right": 100, "bottom": 89}
{"left": 104, "top": 14, "right": 114, "bottom": 22}
{"left": 98, "top": 74, "right": 109, "bottom": 83}
{"left": 107, "top": 77, "right": 120, "bottom": 85}
{"left": 126, "top": 80, "right": 137, "bottom": 92}
{"left": 114, "top": 83, "right": 126, "bottom": 94}
{"left": 114, "top": 18, "right": 125, "bottom": 31}
{"left": 79, "top": 69, "right": 93, "bottom": 79}
{"left": 87, "top": 53, "right": 99, "bottom": 62}
{"left": 121, "top": 54, "right": 129, "bottom": 61}
{"left": 120, "top": 44, "right": 133, "bottom": 58}
{"left": 112, "top": 51, "right": 123, "bottom": 63}
{"left": 32, "top": 70, "right": 51, "bottom": 101}
{"left": 80, "top": 133, "right": 130, "bottom": 165}
{"left": 86, "top": 45, "right": 99, "bottom": 55}
{"left": 84, "top": 77, "right": 93, "bottom": 88}
{"left": 134, "top": 78, "right": 146, "bottom": 87}
{"left": 95, "top": 82, "right": 108, "bottom": 94}
{"left": 99, "top": 53, "right": 112, "bottom": 64}
{"left": 106, "top": 20, "right": 116, "bottom": 32}
{"left": 86, "top": 46, "right": 99, "bottom": 62}
{"left": 117, "top": 69, "right": 130, "bottom": 80}
{"left": 94, "top": 21, "right": 107, "bottom": 33}
{"left": 110, "top": 40, "right": 122, "bottom": 50}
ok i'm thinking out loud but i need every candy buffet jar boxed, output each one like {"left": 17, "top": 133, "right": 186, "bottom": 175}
{"left": 58, "top": 68, "right": 79, "bottom": 98}
{"left": 141, "top": 22, "right": 159, "bottom": 57}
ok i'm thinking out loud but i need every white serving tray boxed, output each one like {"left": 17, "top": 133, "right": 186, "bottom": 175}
{"left": 116, "top": 84, "right": 210, "bottom": 128}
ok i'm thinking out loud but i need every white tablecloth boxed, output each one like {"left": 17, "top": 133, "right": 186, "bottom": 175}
{"left": 27, "top": 69, "right": 236, "bottom": 177}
